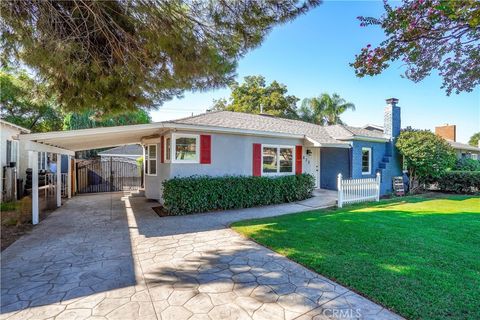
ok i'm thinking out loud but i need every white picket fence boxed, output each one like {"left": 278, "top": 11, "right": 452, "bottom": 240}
{"left": 337, "top": 173, "right": 380, "bottom": 208}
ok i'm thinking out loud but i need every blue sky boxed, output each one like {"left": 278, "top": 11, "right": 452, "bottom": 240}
{"left": 151, "top": 0, "right": 480, "bottom": 143}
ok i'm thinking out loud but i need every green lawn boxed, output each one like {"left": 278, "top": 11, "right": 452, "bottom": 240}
{"left": 232, "top": 195, "right": 480, "bottom": 319}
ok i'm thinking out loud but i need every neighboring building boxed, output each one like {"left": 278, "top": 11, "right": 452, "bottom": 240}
{"left": 17, "top": 98, "right": 403, "bottom": 204}
{"left": 435, "top": 124, "right": 480, "bottom": 160}
{"left": 98, "top": 144, "right": 143, "bottom": 161}
{"left": 0, "top": 120, "right": 30, "bottom": 202}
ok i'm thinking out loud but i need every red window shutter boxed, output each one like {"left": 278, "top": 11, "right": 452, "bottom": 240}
{"left": 200, "top": 135, "right": 211, "bottom": 164}
{"left": 295, "top": 145, "right": 303, "bottom": 174}
{"left": 253, "top": 143, "right": 262, "bottom": 176}
{"left": 160, "top": 136, "right": 165, "bottom": 163}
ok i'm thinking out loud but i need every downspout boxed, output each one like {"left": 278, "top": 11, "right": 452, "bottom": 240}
{"left": 348, "top": 144, "right": 353, "bottom": 179}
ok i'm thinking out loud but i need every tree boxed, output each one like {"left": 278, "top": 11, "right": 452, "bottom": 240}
{"left": 396, "top": 129, "right": 456, "bottom": 192}
{"left": 0, "top": 69, "right": 63, "bottom": 132}
{"left": 1, "top": 1, "right": 319, "bottom": 115}
{"left": 213, "top": 76, "right": 299, "bottom": 118}
{"left": 352, "top": 0, "right": 480, "bottom": 95}
{"left": 63, "top": 110, "right": 151, "bottom": 130}
{"left": 63, "top": 109, "right": 151, "bottom": 158}
{"left": 298, "top": 93, "right": 355, "bottom": 125}
{"left": 468, "top": 132, "right": 480, "bottom": 147}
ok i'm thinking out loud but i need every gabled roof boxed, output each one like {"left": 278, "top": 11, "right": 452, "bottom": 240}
{"left": 0, "top": 119, "right": 31, "bottom": 134}
{"left": 168, "top": 111, "right": 387, "bottom": 146}
{"left": 446, "top": 140, "right": 480, "bottom": 152}
{"left": 98, "top": 144, "right": 143, "bottom": 156}
{"left": 362, "top": 124, "right": 384, "bottom": 132}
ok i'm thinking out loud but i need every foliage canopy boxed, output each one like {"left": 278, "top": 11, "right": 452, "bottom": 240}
{"left": 298, "top": 93, "right": 355, "bottom": 125}
{"left": 352, "top": 0, "right": 480, "bottom": 95}
{"left": 396, "top": 129, "right": 456, "bottom": 190}
{"left": 1, "top": 0, "right": 319, "bottom": 114}
{"left": 212, "top": 75, "right": 299, "bottom": 118}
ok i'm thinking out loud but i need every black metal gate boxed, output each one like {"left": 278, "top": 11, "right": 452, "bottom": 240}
{"left": 76, "top": 158, "right": 142, "bottom": 194}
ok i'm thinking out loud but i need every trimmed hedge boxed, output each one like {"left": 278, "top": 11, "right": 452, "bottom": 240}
{"left": 163, "top": 174, "right": 315, "bottom": 215}
{"left": 436, "top": 171, "right": 480, "bottom": 194}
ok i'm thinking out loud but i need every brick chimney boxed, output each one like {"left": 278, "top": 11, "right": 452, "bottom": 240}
{"left": 435, "top": 124, "right": 456, "bottom": 142}
{"left": 384, "top": 98, "right": 401, "bottom": 139}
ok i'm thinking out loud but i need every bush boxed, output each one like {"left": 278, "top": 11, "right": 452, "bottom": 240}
{"left": 163, "top": 174, "right": 315, "bottom": 215}
{"left": 454, "top": 158, "right": 480, "bottom": 171}
{"left": 436, "top": 171, "right": 480, "bottom": 194}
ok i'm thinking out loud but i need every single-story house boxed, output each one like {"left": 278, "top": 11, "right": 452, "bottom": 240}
{"left": 140, "top": 98, "right": 402, "bottom": 202}
{"left": 16, "top": 98, "right": 402, "bottom": 210}
{"left": 435, "top": 124, "right": 480, "bottom": 160}
{"left": 98, "top": 144, "right": 143, "bottom": 161}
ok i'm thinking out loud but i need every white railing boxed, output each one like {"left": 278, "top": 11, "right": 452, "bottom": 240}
{"left": 337, "top": 173, "right": 380, "bottom": 208}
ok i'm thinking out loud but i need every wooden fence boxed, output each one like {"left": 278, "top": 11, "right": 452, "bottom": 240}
{"left": 337, "top": 173, "right": 380, "bottom": 208}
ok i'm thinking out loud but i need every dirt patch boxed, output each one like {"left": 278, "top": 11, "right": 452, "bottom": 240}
{"left": 1, "top": 197, "right": 56, "bottom": 251}
{"left": 152, "top": 206, "right": 173, "bottom": 217}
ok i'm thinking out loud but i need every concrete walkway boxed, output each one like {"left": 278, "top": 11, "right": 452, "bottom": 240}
{"left": 1, "top": 192, "right": 402, "bottom": 320}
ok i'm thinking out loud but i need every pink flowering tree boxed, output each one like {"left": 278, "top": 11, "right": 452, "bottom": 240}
{"left": 351, "top": 0, "right": 480, "bottom": 95}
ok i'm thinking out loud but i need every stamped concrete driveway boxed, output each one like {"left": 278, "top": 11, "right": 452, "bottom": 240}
{"left": 1, "top": 192, "right": 401, "bottom": 320}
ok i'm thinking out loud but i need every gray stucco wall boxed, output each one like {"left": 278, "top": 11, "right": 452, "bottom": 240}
{"left": 169, "top": 132, "right": 303, "bottom": 178}
{"left": 143, "top": 131, "right": 303, "bottom": 202}
{"left": 144, "top": 142, "right": 170, "bottom": 201}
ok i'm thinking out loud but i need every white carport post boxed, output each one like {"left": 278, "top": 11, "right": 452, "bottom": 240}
{"left": 56, "top": 154, "right": 62, "bottom": 207}
{"left": 67, "top": 156, "right": 72, "bottom": 198}
{"left": 30, "top": 151, "right": 39, "bottom": 225}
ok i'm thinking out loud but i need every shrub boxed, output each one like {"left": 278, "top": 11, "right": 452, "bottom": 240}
{"left": 454, "top": 158, "right": 480, "bottom": 171}
{"left": 163, "top": 174, "right": 315, "bottom": 215}
{"left": 396, "top": 129, "right": 456, "bottom": 192}
{"left": 436, "top": 171, "right": 480, "bottom": 194}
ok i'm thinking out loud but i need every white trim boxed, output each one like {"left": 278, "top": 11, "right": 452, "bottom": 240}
{"left": 0, "top": 119, "right": 31, "bottom": 133}
{"left": 361, "top": 147, "right": 372, "bottom": 175}
{"left": 164, "top": 136, "right": 172, "bottom": 163}
{"left": 146, "top": 144, "right": 157, "bottom": 176}
{"left": 261, "top": 144, "right": 295, "bottom": 176}
{"left": 171, "top": 133, "right": 200, "bottom": 164}
{"left": 22, "top": 140, "right": 75, "bottom": 156}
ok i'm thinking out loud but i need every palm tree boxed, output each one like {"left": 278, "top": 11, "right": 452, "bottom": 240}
{"left": 298, "top": 93, "right": 355, "bottom": 125}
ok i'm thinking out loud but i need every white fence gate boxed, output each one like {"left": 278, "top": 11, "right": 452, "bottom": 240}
{"left": 337, "top": 173, "right": 380, "bottom": 208}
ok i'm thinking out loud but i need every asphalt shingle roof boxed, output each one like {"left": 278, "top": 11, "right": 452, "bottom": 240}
{"left": 99, "top": 144, "right": 143, "bottom": 156}
{"left": 447, "top": 140, "right": 480, "bottom": 152}
{"left": 168, "top": 111, "right": 386, "bottom": 145}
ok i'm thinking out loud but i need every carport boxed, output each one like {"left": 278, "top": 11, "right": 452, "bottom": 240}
{"left": 18, "top": 123, "right": 170, "bottom": 224}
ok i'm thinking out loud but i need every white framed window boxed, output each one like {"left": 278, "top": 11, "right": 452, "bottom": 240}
{"left": 6, "top": 140, "right": 19, "bottom": 166}
{"left": 171, "top": 133, "right": 199, "bottom": 163}
{"left": 146, "top": 144, "right": 157, "bottom": 175}
{"left": 361, "top": 147, "right": 372, "bottom": 175}
{"left": 262, "top": 145, "right": 294, "bottom": 175}
{"left": 472, "top": 153, "right": 478, "bottom": 160}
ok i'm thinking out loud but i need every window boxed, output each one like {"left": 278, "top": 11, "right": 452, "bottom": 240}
{"left": 472, "top": 154, "right": 478, "bottom": 160}
{"left": 262, "top": 145, "right": 294, "bottom": 175}
{"left": 362, "top": 147, "right": 371, "bottom": 175}
{"left": 146, "top": 144, "right": 157, "bottom": 175}
{"left": 279, "top": 148, "right": 293, "bottom": 172}
{"left": 165, "top": 137, "right": 171, "bottom": 161}
{"left": 38, "top": 151, "right": 47, "bottom": 170}
{"left": 172, "top": 134, "right": 199, "bottom": 163}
